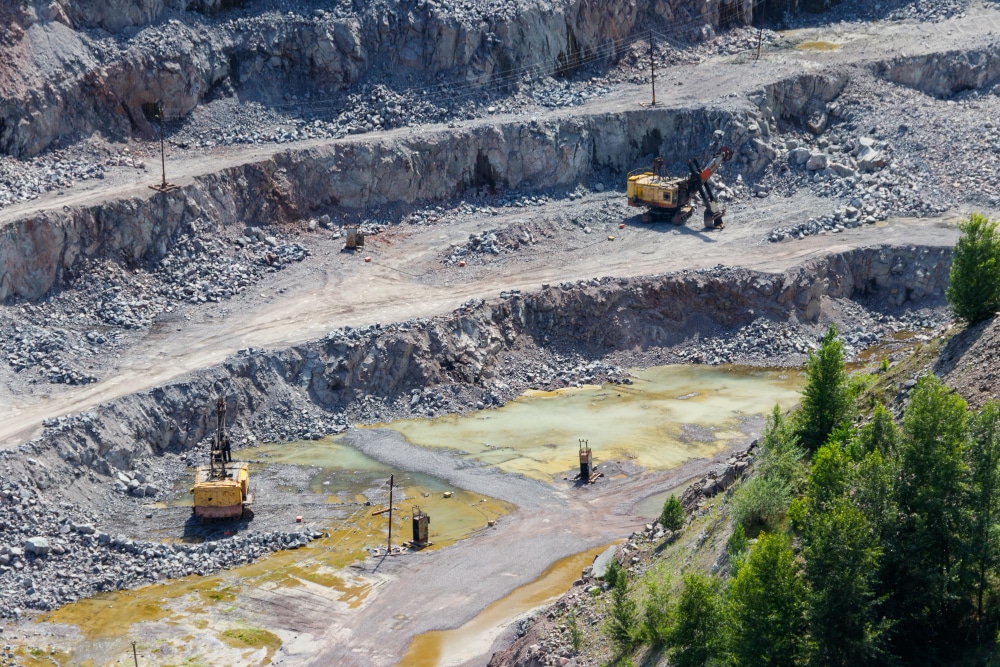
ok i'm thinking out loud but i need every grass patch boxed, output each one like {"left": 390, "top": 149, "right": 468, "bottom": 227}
{"left": 221, "top": 627, "right": 282, "bottom": 653}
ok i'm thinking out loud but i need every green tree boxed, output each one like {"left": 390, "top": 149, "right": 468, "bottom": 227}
{"left": 797, "top": 323, "right": 851, "bottom": 451}
{"left": 732, "top": 406, "right": 806, "bottom": 532}
{"left": 659, "top": 494, "right": 686, "bottom": 532}
{"left": 605, "top": 558, "right": 625, "bottom": 590}
{"left": 607, "top": 570, "right": 640, "bottom": 652}
{"left": 727, "top": 523, "right": 750, "bottom": 576}
{"left": 805, "top": 441, "right": 851, "bottom": 511}
{"left": 801, "top": 498, "right": 885, "bottom": 666}
{"left": 853, "top": 448, "right": 899, "bottom": 543}
{"left": 757, "top": 405, "right": 807, "bottom": 486}
{"left": 726, "top": 532, "right": 807, "bottom": 666}
{"left": 946, "top": 212, "right": 1000, "bottom": 323}
{"left": 668, "top": 574, "right": 723, "bottom": 667}
{"left": 856, "top": 403, "right": 899, "bottom": 458}
{"left": 888, "top": 374, "right": 971, "bottom": 652}
{"left": 641, "top": 571, "right": 673, "bottom": 646}
{"left": 967, "top": 401, "right": 1000, "bottom": 624}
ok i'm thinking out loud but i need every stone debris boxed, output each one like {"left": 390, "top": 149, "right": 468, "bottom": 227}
{"left": 0, "top": 220, "right": 308, "bottom": 386}
{"left": 0, "top": 473, "right": 319, "bottom": 619}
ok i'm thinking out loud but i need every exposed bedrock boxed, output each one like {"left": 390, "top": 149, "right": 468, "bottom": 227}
{"left": 874, "top": 43, "right": 1000, "bottom": 98}
{"left": 1, "top": 0, "right": 752, "bottom": 157}
{"left": 0, "top": 71, "right": 845, "bottom": 302}
{"left": 9, "top": 243, "right": 950, "bottom": 490}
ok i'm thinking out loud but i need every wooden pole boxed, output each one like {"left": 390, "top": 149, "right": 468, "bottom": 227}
{"left": 649, "top": 29, "right": 656, "bottom": 106}
{"left": 158, "top": 103, "right": 166, "bottom": 188}
{"left": 756, "top": 27, "right": 763, "bottom": 62}
{"left": 387, "top": 474, "right": 394, "bottom": 555}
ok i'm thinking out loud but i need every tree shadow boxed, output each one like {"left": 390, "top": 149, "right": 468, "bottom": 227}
{"left": 933, "top": 317, "right": 994, "bottom": 378}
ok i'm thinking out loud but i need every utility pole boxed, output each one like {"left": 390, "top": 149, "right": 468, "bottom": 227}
{"left": 131, "top": 641, "right": 139, "bottom": 667}
{"left": 649, "top": 29, "right": 657, "bottom": 106}
{"left": 387, "top": 474, "right": 394, "bottom": 555}
{"left": 149, "top": 101, "right": 178, "bottom": 193}
{"left": 157, "top": 103, "right": 166, "bottom": 188}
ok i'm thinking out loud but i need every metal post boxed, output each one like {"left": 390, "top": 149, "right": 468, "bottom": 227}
{"left": 132, "top": 641, "right": 139, "bottom": 667}
{"left": 387, "top": 474, "right": 394, "bottom": 555}
{"left": 158, "top": 103, "right": 166, "bottom": 188}
{"left": 649, "top": 29, "right": 656, "bottom": 106}
{"left": 755, "top": 27, "right": 763, "bottom": 62}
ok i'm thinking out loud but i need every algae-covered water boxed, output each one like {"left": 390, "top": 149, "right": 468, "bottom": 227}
{"left": 26, "top": 364, "right": 802, "bottom": 665}
{"left": 382, "top": 365, "right": 803, "bottom": 482}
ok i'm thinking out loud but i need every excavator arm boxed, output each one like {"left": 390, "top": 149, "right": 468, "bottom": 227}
{"left": 687, "top": 146, "right": 733, "bottom": 229}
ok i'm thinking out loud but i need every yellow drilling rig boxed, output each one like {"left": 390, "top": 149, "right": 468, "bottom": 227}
{"left": 191, "top": 397, "right": 252, "bottom": 521}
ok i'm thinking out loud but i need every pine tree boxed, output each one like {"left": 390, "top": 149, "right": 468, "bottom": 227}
{"left": 726, "top": 532, "right": 807, "bottom": 666}
{"left": 659, "top": 494, "right": 686, "bottom": 532}
{"left": 668, "top": 574, "right": 722, "bottom": 667}
{"left": 967, "top": 401, "right": 1000, "bottom": 625}
{"left": 888, "top": 374, "right": 971, "bottom": 653}
{"left": 802, "top": 497, "right": 885, "bottom": 666}
{"left": 797, "top": 323, "right": 851, "bottom": 451}
{"left": 607, "top": 569, "right": 639, "bottom": 652}
{"left": 946, "top": 213, "right": 1000, "bottom": 324}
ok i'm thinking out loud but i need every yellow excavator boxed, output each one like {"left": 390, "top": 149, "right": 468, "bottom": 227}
{"left": 191, "top": 397, "right": 252, "bottom": 520}
{"left": 627, "top": 146, "right": 734, "bottom": 228}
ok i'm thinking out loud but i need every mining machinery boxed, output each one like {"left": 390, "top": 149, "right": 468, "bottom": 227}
{"left": 191, "top": 397, "right": 252, "bottom": 520}
{"left": 627, "top": 146, "right": 734, "bottom": 228}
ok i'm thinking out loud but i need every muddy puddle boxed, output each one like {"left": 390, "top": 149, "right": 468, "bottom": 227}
{"left": 402, "top": 542, "right": 616, "bottom": 667}
{"left": 30, "top": 438, "right": 513, "bottom": 666}
{"left": 380, "top": 365, "right": 803, "bottom": 482}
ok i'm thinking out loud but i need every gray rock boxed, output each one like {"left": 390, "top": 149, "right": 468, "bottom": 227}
{"left": 590, "top": 544, "right": 619, "bottom": 579}
{"left": 23, "top": 537, "right": 50, "bottom": 556}
{"left": 789, "top": 147, "right": 811, "bottom": 165}
{"left": 828, "top": 162, "right": 857, "bottom": 179}
{"left": 806, "top": 153, "right": 830, "bottom": 171}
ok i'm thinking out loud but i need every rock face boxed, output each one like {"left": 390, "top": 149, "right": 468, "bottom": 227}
{"left": 9, "top": 244, "right": 950, "bottom": 484}
{"left": 0, "top": 70, "right": 844, "bottom": 303}
{"left": 875, "top": 46, "right": 1000, "bottom": 99}
{"left": 0, "top": 0, "right": 755, "bottom": 158}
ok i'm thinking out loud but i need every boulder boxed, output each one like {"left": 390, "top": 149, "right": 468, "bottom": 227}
{"left": 806, "top": 153, "right": 830, "bottom": 171}
{"left": 829, "top": 162, "right": 857, "bottom": 178}
{"left": 591, "top": 544, "right": 620, "bottom": 579}
{"left": 857, "top": 146, "right": 887, "bottom": 172}
{"left": 23, "top": 537, "right": 51, "bottom": 556}
{"left": 789, "top": 147, "right": 811, "bottom": 165}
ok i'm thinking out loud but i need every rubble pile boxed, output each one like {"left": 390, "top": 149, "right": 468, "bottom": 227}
{"left": 0, "top": 223, "right": 308, "bottom": 386}
{"left": 444, "top": 225, "right": 540, "bottom": 265}
{"left": 0, "top": 465, "right": 319, "bottom": 619}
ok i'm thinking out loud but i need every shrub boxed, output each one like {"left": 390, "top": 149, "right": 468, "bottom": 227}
{"left": 659, "top": 494, "right": 686, "bottom": 532}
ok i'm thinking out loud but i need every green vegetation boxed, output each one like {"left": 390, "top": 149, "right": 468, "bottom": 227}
{"left": 604, "top": 326, "right": 1000, "bottom": 665}
{"left": 220, "top": 627, "right": 281, "bottom": 652}
{"left": 946, "top": 213, "right": 1000, "bottom": 323}
{"left": 730, "top": 405, "right": 805, "bottom": 533}
{"left": 568, "top": 610, "right": 584, "bottom": 652}
{"left": 606, "top": 568, "right": 640, "bottom": 652}
{"left": 796, "top": 323, "right": 850, "bottom": 451}
{"left": 659, "top": 494, "right": 686, "bottom": 531}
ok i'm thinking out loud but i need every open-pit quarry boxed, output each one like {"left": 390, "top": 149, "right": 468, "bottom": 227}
{"left": 1, "top": 0, "right": 998, "bottom": 664}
